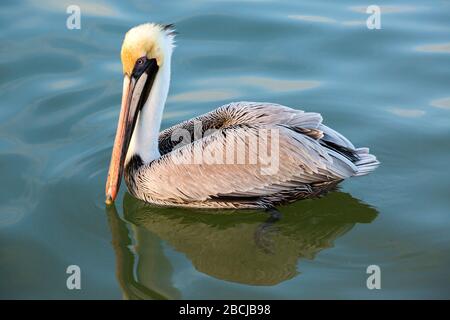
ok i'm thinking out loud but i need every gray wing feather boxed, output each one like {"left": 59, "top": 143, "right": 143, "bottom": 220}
{"left": 141, "top": 101, "right": 379, "bottom": 206}
{"left": 158, "top": 101, "right": 324, "bottom": 155}
{"left": 146, "top": 126, "right": 355, "bottom": 204}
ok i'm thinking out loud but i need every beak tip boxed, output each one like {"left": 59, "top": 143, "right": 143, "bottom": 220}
{"left": 105, "top": 195, "right": 114, "bottom": 206}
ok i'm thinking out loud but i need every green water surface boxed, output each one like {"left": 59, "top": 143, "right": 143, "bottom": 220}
{"left": 0, "top": 0, "right": 449, "bottom": 299}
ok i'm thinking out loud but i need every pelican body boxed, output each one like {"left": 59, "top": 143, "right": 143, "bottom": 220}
{"left": 105, "top": 23, "right": 379, "bottom": 209}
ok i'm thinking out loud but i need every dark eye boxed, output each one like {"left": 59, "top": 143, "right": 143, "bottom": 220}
{"left": 132, "top": 56, "right": 149, "bottom": 78}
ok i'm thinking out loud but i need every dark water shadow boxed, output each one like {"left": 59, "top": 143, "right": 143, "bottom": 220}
{"left": 106, "top": 191, "right": 378, "bottom": 299}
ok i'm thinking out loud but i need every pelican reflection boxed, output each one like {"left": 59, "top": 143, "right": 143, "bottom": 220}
{"left": 106, "top": 191, "right": 377, "bottom": 298}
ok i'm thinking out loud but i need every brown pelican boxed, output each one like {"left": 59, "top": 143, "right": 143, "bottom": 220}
{"left": 105, "top": 23, "right": 379, "bottom": 209}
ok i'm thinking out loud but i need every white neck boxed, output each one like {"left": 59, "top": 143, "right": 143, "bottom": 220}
{"left": 126, "top": 57, "right": 171, "bottom": 165}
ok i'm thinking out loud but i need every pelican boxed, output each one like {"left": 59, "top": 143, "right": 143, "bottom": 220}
{"left": 105, "top": 23, "right": 379, "bottom": 209}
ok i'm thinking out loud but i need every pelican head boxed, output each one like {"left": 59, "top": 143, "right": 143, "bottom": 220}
{"left": 105, "top": 23, "right": 176, "bottom": 205}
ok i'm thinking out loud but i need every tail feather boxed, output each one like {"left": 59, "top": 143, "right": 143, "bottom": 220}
{"left": 354, "top": 148, "right": 379, "bottom": 176}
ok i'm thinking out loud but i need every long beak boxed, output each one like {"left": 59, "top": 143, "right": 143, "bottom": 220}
{"left": 105, "top": 73, "right": 149, "bottom": 205}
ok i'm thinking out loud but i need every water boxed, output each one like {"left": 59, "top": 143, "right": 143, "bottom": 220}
{"left": 1, "top": 0, "right": 449, "bottom": 299}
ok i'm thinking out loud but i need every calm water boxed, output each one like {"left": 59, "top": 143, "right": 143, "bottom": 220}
{"left": 1, "top": 0, "right": 449, "bottom": 299}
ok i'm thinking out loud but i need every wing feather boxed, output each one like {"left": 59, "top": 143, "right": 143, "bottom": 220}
{"left": 142, "top": 124, "right": 357, "bottom": 205}
{"left": 138, "top": 101, "right": 379, "bottom": 207}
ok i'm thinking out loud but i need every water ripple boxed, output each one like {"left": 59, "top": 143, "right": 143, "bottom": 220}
{"left": 415, "top": 43, "right": 450, "bottom": 53}
{"left": 430, "top": 97, "right": 450, "bottom": 110}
